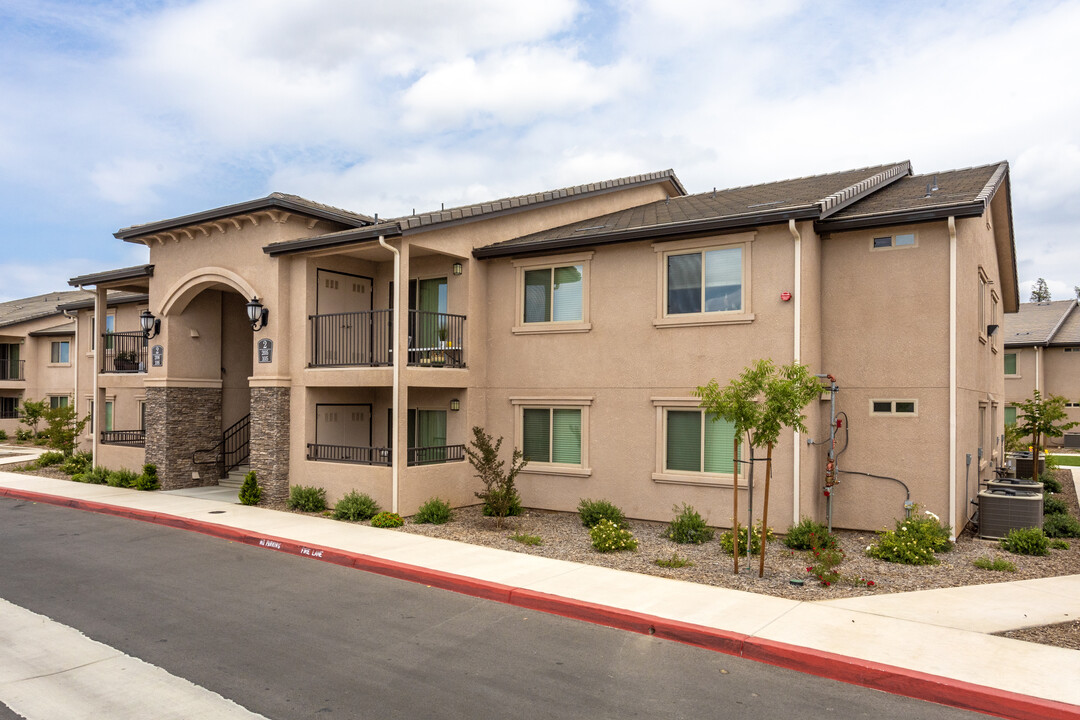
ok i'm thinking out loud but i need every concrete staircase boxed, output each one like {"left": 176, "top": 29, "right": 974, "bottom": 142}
{"left": 219, "top": 465, "right": 250, "bottom": 490}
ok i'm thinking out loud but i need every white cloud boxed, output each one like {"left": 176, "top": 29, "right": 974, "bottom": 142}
{"left": 90, "top": 157, "right": 194, "bottom": 208}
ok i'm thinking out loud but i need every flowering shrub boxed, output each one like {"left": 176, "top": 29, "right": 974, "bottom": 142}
{"left": 370, "top": 511, "right": 404, "bottom": 528}
{"left": 719, "top": 522, "right": 775, "bottom": 556}
{"left": 865, "top": 507, "right": 951, "bottom": 565}
{"left": 590, "top": 519, "right": 638, "bottom": 552}
{"left": 665, "top": 504, "right": 714, "bottom": 544}
{"left": 783, "top": 517, "right": 837, "bottom": 550}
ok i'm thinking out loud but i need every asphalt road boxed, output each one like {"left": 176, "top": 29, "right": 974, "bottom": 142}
{"left": 0, "top": 498, "right": 995, "bottom": 719}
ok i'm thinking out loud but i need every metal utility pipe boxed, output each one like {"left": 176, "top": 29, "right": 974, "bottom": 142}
{"left": 378, "top": 235, "right": 401, "bottom": 514}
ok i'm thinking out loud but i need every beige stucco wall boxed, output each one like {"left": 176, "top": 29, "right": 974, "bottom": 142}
{"left": 1007, "top": 346, "right": 1080, "bottom": 444}
{"left": 0, "top": 313, "right": 78, "bottom": 436}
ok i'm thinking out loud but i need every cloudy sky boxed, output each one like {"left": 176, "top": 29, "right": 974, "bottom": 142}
{"left": 2, "top": 0, "right": 1078, "bottom": 302}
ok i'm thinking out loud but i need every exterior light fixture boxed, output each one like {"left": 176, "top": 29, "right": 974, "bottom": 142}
{"left": 986, "top": 324, "right": 999, "bottom": 337}
{"left": 452, "top": 262, "right": 463, "bottom": 276}
{"left": 140, "top": 309, "right": 161, "bottom": 339}
{"left": 246, "top": 297, "right": 269, "bottom": 331}
{"left": 450, "top": 398, "right": 460, "bottom": 411}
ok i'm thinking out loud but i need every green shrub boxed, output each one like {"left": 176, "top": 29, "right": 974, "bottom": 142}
{"left": 510, "top": 532, "right": 542, "bottom": 546}
{"left": 1040, "top": 475, "right": 1063, "bottom": 493}
{"left": 238, "top": 471, "right": 261, "bottom": 506}
{"left": 866, "top": 507, "right": 952, "bottom": 566}
{"left": 665, "top": 504, "right": 714, "bottom": 544}
{"left": 590, "top": 519, "right": 638, "bottom": 552}
{"left": 371, "top": 511, "right": 404, "bottom": 528}
{"left": 973, "top": 556, "right": 1017, "bottom": 572}
{"left": 74, "top": 466, "right": 110, "bottom": 484}
{"left": 288, "top": 485, "right": 327, "bottom": 512}
{"left": 60, "top": 451, "right": 92, "bottom": 475}
{"left": 15, "top": 429, "right": 31, "bottom": 442}
{"left": 807, "top": 545, "right": 846, "bottom": 585}
{"left": 719, "top": 522, "right": 775, "bottom": 556}
{"left": 654, "top": 553, "right": 693, "bottom": 568}
{"left": 0, "top": 429, "right": 7, "bottom": 440}
{"left": 1043, "top": 513, "right": 1080, "bottom": 538}
{"left": 413, "top": 497, "right": 452, "bottom": 524}
{"left": 783, "top": 517, "right": 837, "bottom": 550}
{"left": 333, "top": 491, "right": 380, "bottom": 521}
{"left": 1000, "top": 527, "right": 1050, "bottom": 556}
{"left": 577, "top": 498, "right": 627, "bottom": 529}
{"left": 1050, "top": 539, "right": 1070, "bottom": 550}
{"left": 482, "top": 488, "right": 522, "bottom": 518}
{"left": 105, "top": 469, "right": 138, "bottom": 488}
{"left": 35, "top": 451, "right": 66, "bottom": 467}
{"left": 1043, "top": 492, "right": 1068, "bottom": 516}
{"left": 134, "top": 463, "right": 159, "bottom": 491}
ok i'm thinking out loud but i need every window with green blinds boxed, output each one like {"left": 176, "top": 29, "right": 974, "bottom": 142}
{"left": 522, "top": 407, "right": 582, "bottom": 465}
{"left": 1004, "top": 406, "right": 1017, "bottom": 426}
{"left": 665, "top": 409, "right": 738, "bottom": 474}
{"left": 1004, "top": 353, "right": 1016, "bottom": 375}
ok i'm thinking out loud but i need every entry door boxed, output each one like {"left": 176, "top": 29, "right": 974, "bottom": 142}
{"left": 416, "top": 277, "right": 447, "bottom": 349}
{"left": 316, "top": 270, "right": 373, "bottom": 364}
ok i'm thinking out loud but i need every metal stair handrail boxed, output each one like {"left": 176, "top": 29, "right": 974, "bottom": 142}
{"left": 192, "top": 414, "right": 251, "bottom": 476}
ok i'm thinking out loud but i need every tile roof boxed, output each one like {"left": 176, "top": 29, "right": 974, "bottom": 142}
{"left": 0, "top": 291, "right": 92, "bottom": 329}
{"left": 1003, "top": 301, "right": 1078, "bottom": 346}
{"left": 475, "top": 163, "right": 909, "bottom": 257}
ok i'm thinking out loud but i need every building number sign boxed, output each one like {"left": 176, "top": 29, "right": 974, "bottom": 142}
{"left": 258, "top": 338, "right": 273, "bottom": 364}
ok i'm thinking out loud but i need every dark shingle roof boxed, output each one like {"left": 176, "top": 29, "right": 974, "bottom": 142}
{"left": 474, "top": 163, "right": 910, "bottom": 258}
{"left": 68, "top": 264, "right": 154, "bottom": 289}
{"left": 1003, "top": 301, "right": 1077, "bottom": 346}
{"left": 0, "top": 291, "right": 92, "bottom": 329}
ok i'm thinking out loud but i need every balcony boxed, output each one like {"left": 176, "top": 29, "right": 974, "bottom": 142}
{"left": 0, "top": 359, "right": 25, "bottom": 381}
{"left": 100, "top": 332, "right": 148, "bottom": 373}
{"left": 306, "top": 443, "right": 465, "bottom": 466}
{"left": 309, "top": 310, "right": 465, "bottom": 369}
{"left": 100, "top": 429, "right": 146, "bottom": 447}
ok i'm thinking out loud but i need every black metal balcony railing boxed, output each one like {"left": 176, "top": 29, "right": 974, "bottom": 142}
{"left": 407, "top": 444, "right": 466, "bottom": 466}
{"left": 0, "top": 359, "right": 25, "bottom": 381}
{"left": 308, "top": 310, "right": 465, "bottom": 369}
{"left": 100, "top": 430, "right": 146, "bottom": 447}
{"left": 306, "top": 443, "right": 392, "bottom": 466}
{"left": 100, "top": 332, "right": 148, "bottom": 373}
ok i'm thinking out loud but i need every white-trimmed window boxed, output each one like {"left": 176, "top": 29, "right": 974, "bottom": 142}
{"left": 1004, "top": 405, "right": 1017, "bottom": 426}
{"left": 990, "top": 290, "right": 999, "bottom": 351}
{"left": 512, "top": 253, "right": 592, "bottom": 334}
{"left": 1065, "top": 347, "right": 1080, "bottom": 353}
{"left": 871, "top": 232, "right": 916, "bottom": 250}
{"left": 870, "top": 399, "right": 917, "bottom": 416}
{"left": 49, "top": 395, "right": 69, "bottom": 410}
{"left": 978, "top": 268, "right": 989, "bottom": 343}
{"left": 50, "top": 341, "right": 70, "bottom": 364}
{"left": 511, "top": 397, "right": 591, "bottom": 475}
{"left": 652, "top": 398, "right": 744, "bottom": 486}
{"left": 654, "top": 234, "right": 754, "bottom": 327}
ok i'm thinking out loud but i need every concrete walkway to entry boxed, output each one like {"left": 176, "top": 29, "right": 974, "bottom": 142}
{"left": 0, "top": 460, "right": 1078, "bottom": 720}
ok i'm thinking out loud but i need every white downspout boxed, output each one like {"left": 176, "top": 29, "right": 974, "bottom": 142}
{"left": 948, "top": 217, "right": 957, "bottom": 540}
{"left": 789, "top": 219, "right": 802, "bottom": 525}
{"left": 379, "top": 235, "right": 401, "bottom": 514}
{"left": 62, "top": 309, "right": 79, "bottom": 447}
{"left": 1035, "top": 346, "right": 1042, "bottom": 393}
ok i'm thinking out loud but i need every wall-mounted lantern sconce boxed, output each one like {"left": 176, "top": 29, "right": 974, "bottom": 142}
{"left": 450, "top": 398, "right": 460, "bottom": 411}
{"left": 986, "top": 324, "right": 999, "bottom": 337}
{"left": 140, "top": 309, "right": 161, "bottom": 340}
{"left": 246, "top": 297, "right": 269, "bottom": 331}
{"left": 452, "top": 262, "right": 463, "bottom": 276}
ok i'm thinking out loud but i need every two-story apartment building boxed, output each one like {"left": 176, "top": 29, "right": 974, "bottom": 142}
{"left": 68, "top": 160, "right": 1017, "bottom": 534}
{"left": 1003, "top": 300, "right": 1080, "bottom": 442}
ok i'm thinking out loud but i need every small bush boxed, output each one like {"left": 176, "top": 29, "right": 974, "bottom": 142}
{"left": 0, "top": 429, "right": 7, "bottom": 440}
{"left": 413, "top": 497, "right": 452, "bottom": 525}
{"left": 60, "top": 451, "right": 92, "bottom": 476}
{"left": 577, "top": 498, "right": 627, "bottom": 529}
{"left": 783, "top": 517, "right": 837, "bottom": 550}
{"left": 15, "top": 429, "right": 31, "bottom": 441}
{"left": 866, "top": 507, "right": 952, "bottom": 566}
{"left": 334, "top": 491, "right": 380, "bottom": 521}
{"left": 1043, "top": 492, "right": 1068, "bottom": 516}
{"left": 665, "top": 504, "right": 714, "bottom": 544}
{"left": 973, "top": 556, "right": 1017, "bottom": 572}
{"left": 288, "top": 485, "right": 327, "bottom": 512}
{"left": 35, "top": 451, "right": 66, "bottom": 467}
{"left": 654, "top": 553, "right": 693, "bottom": 568}
{"left": 590, "top": 519, "right": 638, "bottom": 552}
{"left": 1050, "top": 539, "right": 1070, "bottom": 550}
{"left": 74, "top": 466, "right": 110, "bottom": 484}
{"left": 105, "top": 469, "right": 139, "bottom": 488}
{"left": 134, "top": 463, "right": 159, "bottom": 491}
{"left": 807, "top": 546, "right": 846, "bottom": 585}
{"left": 719, "top": 522, "right": 775, "bottom": 556}
{"left": 1000, "top": 527, "right": 1050, "bottom": 556}
{"left": 371, "top": 511, "right": 404, "bottom": 528}
{"left": 1040, "top": 475, "right": 1063, "bottom": 493}
{"left": 510, "top": 533, "right": 542, "bottom": 546}
{"left": 238, "top": 471, "right": 261, "bottom": 506}
{"left": 482, "top": 488, "right": 522, "bottom": 518}
{"left": 1043, "top": 513, "right": 1080, "bottom": 538}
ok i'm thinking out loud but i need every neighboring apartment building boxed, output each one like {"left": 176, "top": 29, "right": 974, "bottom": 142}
{"left": 0, "top": 291, "right": 91, "bottom": 436}
{"left": 69, "top": 160, "right": 1017, "bottom": 534}
{"left": 1003, "top": 300, "right": 1080, "bottom": 443}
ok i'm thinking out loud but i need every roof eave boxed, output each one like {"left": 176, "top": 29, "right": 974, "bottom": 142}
{"left": 264, "top": 225, "right": 403, "bottom": 256}
{"left": 67, "top": 265, "right": 154, "bottom": 289}
{"left": 814, "top": 201, "right": 987, "bottom": 233}
{"left": 474, "top": 207, "right": 819, "bottom": 259}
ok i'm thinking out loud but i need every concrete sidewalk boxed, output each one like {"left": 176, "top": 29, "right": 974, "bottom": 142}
{"left": 0, "top": 467, "right": 1077, "bottom": 720}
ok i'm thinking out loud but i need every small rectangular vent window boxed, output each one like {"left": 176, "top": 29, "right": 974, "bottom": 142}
{"left": 873, "top": 237, "right": 892, "bottom": 249}
{"left": 872, "top": 233, "right": 916, "bottom": 250}
{"left": 894, "top": 233, "right": 915, "bottom": 246}
{"left": 871, "top": 399, "right": 918, "bottom": 416}
{"left": 872, "top": 401, "right": 892, "bottom": 413}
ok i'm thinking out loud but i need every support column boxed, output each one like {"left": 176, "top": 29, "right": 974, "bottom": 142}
{"left": 144, "top": 384, "right": 223, "bottom": 489}
{"left": 250, "top": 385, "right": 290, "bottom": 503}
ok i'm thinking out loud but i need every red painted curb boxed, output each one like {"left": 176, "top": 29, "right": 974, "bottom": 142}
{"left": 3, "top": 487, "right": 1078, "bottom": 720}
